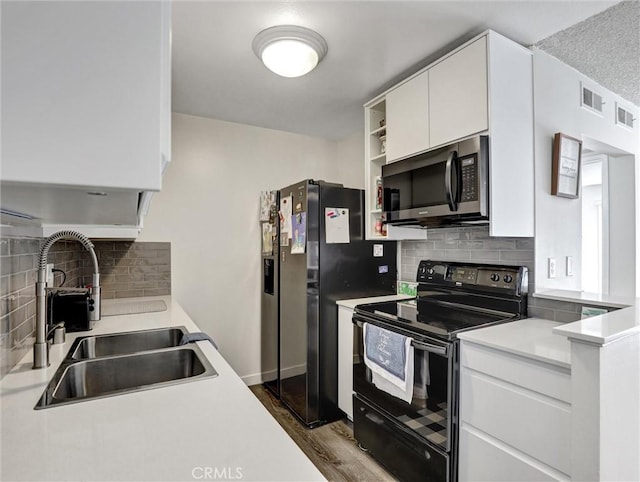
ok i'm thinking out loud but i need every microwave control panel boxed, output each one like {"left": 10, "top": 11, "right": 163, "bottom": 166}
{"left": 460, "top": 154, "right": 478, "bottom": 202}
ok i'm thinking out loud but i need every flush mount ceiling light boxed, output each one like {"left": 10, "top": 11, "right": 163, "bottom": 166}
{"left": 252, "top": 25, "right": 328, "bottom": 78}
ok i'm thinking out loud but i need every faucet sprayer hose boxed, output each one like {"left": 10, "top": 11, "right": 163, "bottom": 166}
{"left": 38, "top": 230, "right": 97, "bottom": 271}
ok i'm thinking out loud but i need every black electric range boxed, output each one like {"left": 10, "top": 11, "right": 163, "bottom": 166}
{"left": 351, "top": 260, "right": 528, "bottom": 482}
{"left": 354, "top": 297, "right": 520, "bottom": 342}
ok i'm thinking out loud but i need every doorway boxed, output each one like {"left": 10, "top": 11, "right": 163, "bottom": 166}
{"left": 581, "top": 147, "right": 636, "bottom": 296}
{"left": 581, "top": 154, "right": 608, "bottom": 294}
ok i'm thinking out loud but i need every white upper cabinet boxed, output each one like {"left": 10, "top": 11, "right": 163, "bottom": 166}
{"left": 429, "top": 37, "right": 488, "bottom": 148}
{"left": 364, "top": 30, "right": 534, "bottom": 239}
{"left": 385, "top": 71, "right": 430, "bottom": 163}
{"left": 1, "top": 1, "right": 171, "bottom": 192}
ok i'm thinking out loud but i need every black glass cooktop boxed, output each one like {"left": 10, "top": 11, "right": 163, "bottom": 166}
{"left": 354, "top": 298, "right": 517, "bottom": 341}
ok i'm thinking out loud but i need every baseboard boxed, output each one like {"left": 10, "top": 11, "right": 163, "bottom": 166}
{"left": 241, "top": 373, "right": 264, "bottom": 386}
{"left": 240, "top": 363, "right": 306, "bottom": 387}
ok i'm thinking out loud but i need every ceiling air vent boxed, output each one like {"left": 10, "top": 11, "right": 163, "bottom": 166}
{"left": 616, "top": 103, "right": 635, "bottom": 129}
{"left": 581, "top": 83, "right": 604, "bottom": 114}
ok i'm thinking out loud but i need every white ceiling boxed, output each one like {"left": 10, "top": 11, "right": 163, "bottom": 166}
{"left": 536, "top": 0, "right": 640, "bottom": 107}
{"left": 172, "top": 1, "right": 619, "bottom": 140}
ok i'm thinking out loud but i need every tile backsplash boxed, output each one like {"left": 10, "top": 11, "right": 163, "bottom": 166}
{"left": 86, "top": 241, "right": 171, "bottom": 299}
{"left": 528, "top": 296, "right": 619, "bottom": 322}
{"left": 400, "top": 226, "right": 535, "bottom": 292}
{"left": 0, "top": 236, "right": 171, "bottom": 377}
{"left": 0, "top": 237, "right": 40, "bottom": 376}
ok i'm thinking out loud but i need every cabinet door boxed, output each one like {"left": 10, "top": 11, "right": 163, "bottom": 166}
{"left": 1, "top": 1, "right": 169, "bottom": 191}
{"left": 337, "top": 306, "right": 355, "bottom": 420}
{"left": 459, "top": 426, "right": 563, "bottom": 482}
{"left": 385, "top": 71, "right": 430, "bottom": 162}
{"left": 429, "top": 37, "right": 488, "bottom": 147}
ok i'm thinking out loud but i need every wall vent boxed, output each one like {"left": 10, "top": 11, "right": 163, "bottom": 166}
{"left": 615, "top": 103, "right": 635, "bottom": 129}
{"left": 581, "top": 84, "right": 604, "bottom": 114}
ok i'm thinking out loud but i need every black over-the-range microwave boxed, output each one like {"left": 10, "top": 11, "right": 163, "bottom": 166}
{"left": 382, "top": 135, "right": 489, "bottom": 227}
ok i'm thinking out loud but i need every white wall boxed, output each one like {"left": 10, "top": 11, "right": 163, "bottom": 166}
{"left": 608, "top": 155, "right": 636, "bottom": 296}
{"left": 532, "top": 48, "right": 639, "bottom": 294}
{"left": 140, "top": 113, "right": 365, "bottom": 382}
{"left": 335, "top": 130, "right": 365, "bottom": 189}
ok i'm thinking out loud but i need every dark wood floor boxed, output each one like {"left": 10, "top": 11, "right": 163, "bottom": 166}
{"left": 249, "top": 384, "right": 396, "bottom": 482}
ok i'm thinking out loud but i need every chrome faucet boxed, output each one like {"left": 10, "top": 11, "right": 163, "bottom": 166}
{"left": 33, "top": 230, "right": 101, "bottom": 368}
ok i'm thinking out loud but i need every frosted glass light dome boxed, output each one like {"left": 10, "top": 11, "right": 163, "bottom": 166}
{"left": 252, "top": 26, "right": 328, "bottom": 78}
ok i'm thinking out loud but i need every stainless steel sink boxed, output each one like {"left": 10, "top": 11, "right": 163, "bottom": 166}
{"left": 70, "top": 326, "right": 187, "bottom": 360}
{"left": 35, "top": 329, "right": 218, "bottom": 409}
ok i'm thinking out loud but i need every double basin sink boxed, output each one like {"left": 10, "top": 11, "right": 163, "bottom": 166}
{"left": 36, "top": 326, "right": 218, "bottom": 409}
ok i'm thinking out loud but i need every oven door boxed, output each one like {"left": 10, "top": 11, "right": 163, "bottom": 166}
{"left": 352, "top": 314, "right": 456, "bottom": 453}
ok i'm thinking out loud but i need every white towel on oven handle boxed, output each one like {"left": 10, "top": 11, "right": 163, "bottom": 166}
{"left": 363, "top": 323, "right": 414, "bottom": 404}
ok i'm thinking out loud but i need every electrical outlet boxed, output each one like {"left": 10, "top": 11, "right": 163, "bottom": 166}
{"left": 46, "top": 263, "right": 55, "bottom": 285}
{"left": 548, "top": 258, "right": 556, "bottom": 279}
{"left": 566, "top": 256, "right": 574, "bottom": 276}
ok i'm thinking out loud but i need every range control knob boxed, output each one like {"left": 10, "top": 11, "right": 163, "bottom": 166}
{"left": 503, "top": 274, "right": 513, "bottom": 283}
{"left": 490, "top": 273, "right": 500, "bottom": 282}
{"left": 419, "top": 266, "right": 427, "bottom": 275}
{"left": 427, "top": 268, "right": 435, "bottom": 275}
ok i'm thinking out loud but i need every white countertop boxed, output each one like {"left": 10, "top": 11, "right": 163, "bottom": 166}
{"left": 336, "top": 294, "right": 413, "bottom": 310}
{"left": 457, "top": 318, "right": 572, "bottom": 370}
{"left": 0, "top": 296, "right": 324, "bottom": 482}
{"left": 533, "top": 289, "right": 634, "bottom": 309}
{"left": 338, "top": 295, "right": 572, "bottom": 368}
{"left": 535, "top": 289, "right": 640, "bottom": 345}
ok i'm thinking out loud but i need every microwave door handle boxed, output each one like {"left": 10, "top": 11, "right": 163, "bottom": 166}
{"left": 444, "top": 150, "right": 459, "bottom": 212}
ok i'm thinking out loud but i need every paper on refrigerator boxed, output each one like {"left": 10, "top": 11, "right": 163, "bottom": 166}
{"left": 325, "top": 208, "right": 350, "bottom": 244}
{"left": 279, "top": 195, "right": 293, "bottom": 240}
{"left": 291, "top": 212, "right": 306, "bottom": 254}
{"left": 261, "top": 222, "right": 273, "bottom": 255}
{"left": 259, "top": 191, "right": 275, "bottom": 222}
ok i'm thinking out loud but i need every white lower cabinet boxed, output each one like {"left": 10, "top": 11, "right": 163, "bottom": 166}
{"left": 337, "top": 305, "right": 355, "bottom": 421}
{"left": 459, "top": 341, "right": 571, "bottom": 481}
{"left": 458, "top": 426, "right": 561, "bottom": 482}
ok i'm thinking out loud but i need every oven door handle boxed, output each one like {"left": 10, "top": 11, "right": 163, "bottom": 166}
{"left": 353, "top": 317, "right": 449, "bottom": 357}
{"left": 411, "top": 340, "right": 448, "bottom": 357}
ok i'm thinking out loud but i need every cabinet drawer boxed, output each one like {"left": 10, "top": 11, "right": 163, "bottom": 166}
{"left": 460, "top": 370, "right": 571, "bottom": 474}
{"left": 461, "top": 341, "right": 570, "bottom": 403}
{"left": 459, "top": 425, "right": 569, "bottom": 481}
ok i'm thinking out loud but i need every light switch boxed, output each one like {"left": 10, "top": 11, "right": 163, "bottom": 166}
{"left": 548, "top": 258, "right": 556, "bottom": 279}
{"left": 566, "top": 256, "right": 573, "bottom": 276}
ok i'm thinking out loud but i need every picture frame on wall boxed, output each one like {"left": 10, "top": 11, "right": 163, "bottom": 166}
{"left": 551, "top": 132, "right": 582, "bottom": 199}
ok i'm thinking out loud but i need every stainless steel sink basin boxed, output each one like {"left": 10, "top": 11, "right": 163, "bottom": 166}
{"left": 35, "top": 330, "right": 218, "bottom": 409}
{"left": 69, "top": 327, "right": 187, "bottom": 360}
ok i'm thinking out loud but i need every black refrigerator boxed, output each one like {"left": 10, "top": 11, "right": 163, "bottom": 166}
{"left": 260, "top": 190, "right": 280, "bottom": 398}
{"left": 277, "top": 179, "right": 397, "bottom": 427}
